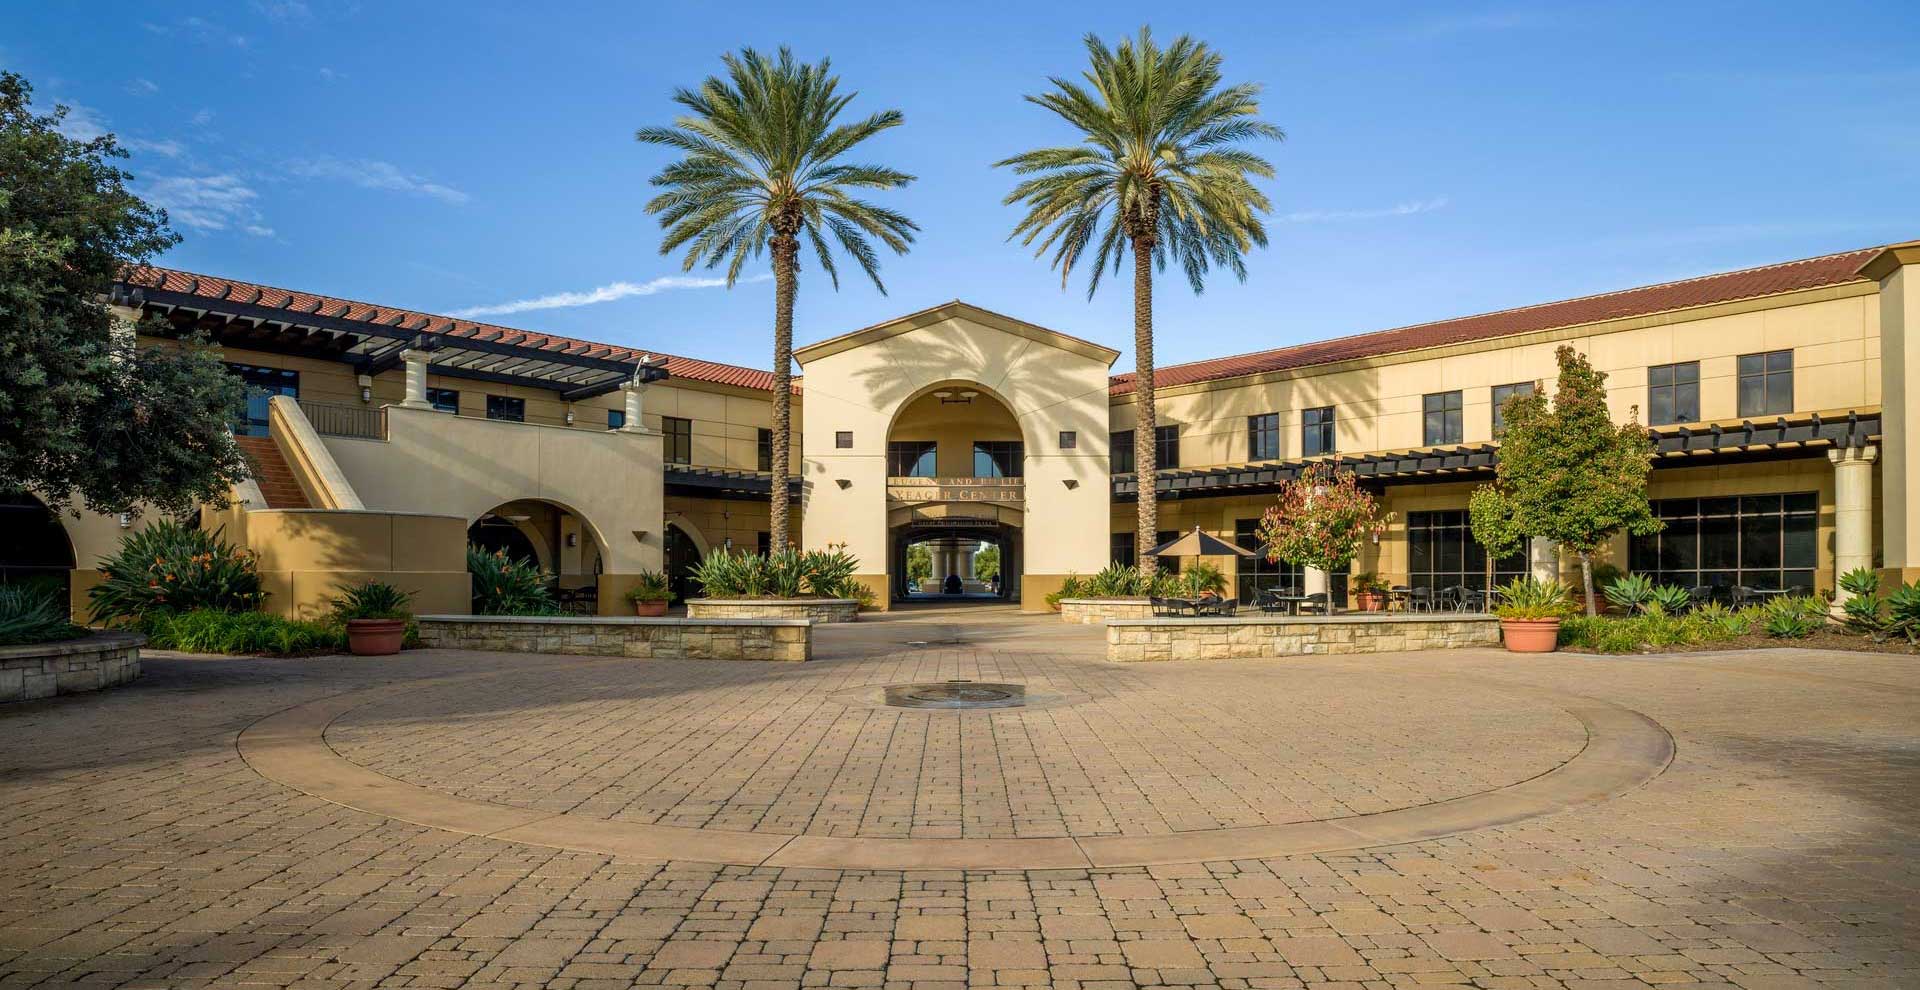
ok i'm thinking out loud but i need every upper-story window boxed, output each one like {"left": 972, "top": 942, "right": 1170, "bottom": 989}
{"left": 1154, "top": 425, "right": 1180, "bottom": 470}
{"left": 1423, "top": 391, "right": 1463, "bottom": 445}
{"left": 485, "top": 395, "right": 524, "bottom": 423}
{"left": 1737, "top": 349, "right": 1793, "bottom": 417}
{"left": 1647, "top": 361, "right": 1700, "bottom": 425}
{"left": 427, "top": 387, "right": 460, "bottom": 414}
{"left": 606, "top": 409, "right": 626, "bottom": 430}
{"left": 225, "top": 363, "right": 298, "bottom": 437}
{"left": 972, "top": 441, "right": 1023, "bottom": 478}
{"left": 1302, "top": 406, "right": 1336, "bottom": 456}
{"left": 662, "top": 416, "right": 692, "bottom": 464}
{"left": 1110, "top": 430, "right": 1134, "bottom": 474}
{"left": 1247, "top": 413, "right": 1280, "bottom": 461}
{"left": 1490, "top": 382, "right": 1533, "bottom": 437}
{"left": 757, "top": 428, "right": 774, "bottom": 471}
{"left": 887, "top": 440, "right": 936, "bottom": 477}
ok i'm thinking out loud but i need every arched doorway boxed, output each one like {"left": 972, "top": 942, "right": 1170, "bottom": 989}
{"left": 883, "top": 382, "right": 1026, "bottom": 606}
{"left": 0, "top": 493, "right": 76, "bottom": 598}
{"left": 664, "top": 522, "right": 703, "bottom": 604}
{"left": 468, "top": 499, "right": 606, "bottom": 593}
{"left": 892, "top": 522, "right": 1019, "bottom": 603}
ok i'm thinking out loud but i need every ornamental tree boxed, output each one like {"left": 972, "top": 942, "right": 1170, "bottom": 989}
{"left": 1468, "top": 481, "right": 1527, "bottom": 591}
{"left": 1493, "top": 345, "right": 1659, "bottom": 615}
{"left": 1256, "top": 463, "right": 1392, "bottom": 574}
{"left": 0, "top": 71, "right": 247, "bottom": 516}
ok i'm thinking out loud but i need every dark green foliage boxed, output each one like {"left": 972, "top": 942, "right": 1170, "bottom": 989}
{"left": 137, "top": 609, "right": 347, "bottom": 655}
{"left": 0, "top": 583, "right": 84, "bottom": 646}
{"left": 88, "top": 520, "right": 265, "bottom": 623}
{"left": 1603, "top": 574, "right": 1655, "bottom": 613}
{"left": 624, "top": 570, "right": 672, "bottom": 604}
{"left": 689, "top": 547, "right": 865, "bottom": 599}
{"left": 0, "top": 71, "right": 247, "bottom": 515}
{"left": 1888, "top": 583, "right": 1920, "bottom": 644}
{"left": 1648, "top": 583, "right": 1693, "bottom": 615}
{"left": 329, "top": 581, "right": 413, "bottom": 621}
{"left": 1836, "top": 567, "right": 1920, "bottom": 644}
{"left": 1491, "top": 577, "right": 1573, "bottom": 620}
{"left": 467, "top": 546, "right": 559, "bottom": 616}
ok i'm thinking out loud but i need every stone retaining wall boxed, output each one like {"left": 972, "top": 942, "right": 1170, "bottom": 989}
{"left": 1057, "top": 598, "right": 1155, "bottom": 624}
{"left": 418, "top": 615, "right": 811, "bottom": 662}
{"left": 1106, "top": 614, "right": 1500, "bottom": 662}
{"left": 686, "top": 599, "right": 859, "bottom": 623}
{"left": 1, "top": 632, "right": 143, "bottom": 702}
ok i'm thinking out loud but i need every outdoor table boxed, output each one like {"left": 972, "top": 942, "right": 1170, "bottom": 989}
{"left": 1272, "top": 595, "right": 1308, "bottom": 616}
{"left": 1745, "top": 588, "right": 1791, "bottom": 601}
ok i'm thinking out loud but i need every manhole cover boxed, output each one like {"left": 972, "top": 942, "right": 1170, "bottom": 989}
{"left": 884, "top": 680, "right": 1026, "bottom": 710}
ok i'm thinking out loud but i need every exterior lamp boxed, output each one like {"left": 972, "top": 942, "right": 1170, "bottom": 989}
{"left": 356, "top": 373, "right": 374, "bottom": 403}
{"left": 565, "top": 408, "right": 576, "bottom": 425}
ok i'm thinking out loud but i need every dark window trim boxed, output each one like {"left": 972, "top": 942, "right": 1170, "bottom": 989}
{"left": 1247, "top": 413, "right": 1280, "bottom": 461}
{"left": 1302, "top": 406, "right": 1336, "bottom": 457}
{"left": 662, "top": 415, "right": 693, "bottom": 464}
{"left": 485, "top": 394, "right": 525, "bottom": 423}
{"left": 1154, "top": 424, "right": 1180, "bottom": 470}
{"left": 1422, "top": 391, "right": 1463, "bottom": 446}
{"left": 1737, "top": 349, "right": 1794, "bottom": 418}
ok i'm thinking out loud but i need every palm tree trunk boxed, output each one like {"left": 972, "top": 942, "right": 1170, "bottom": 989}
{"left": 1132, "top": 235, "right": 1158, "bottom": 574}
{"left": 769, "top": 236, "right": 798, "bottom": 552}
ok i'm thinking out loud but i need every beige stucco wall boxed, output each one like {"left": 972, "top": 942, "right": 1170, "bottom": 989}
{"left": 1875, "top": 261, "right": 1917, "bottom": 576}
{"left": 797, "top": 305, "right": 1117, "bottom": 606}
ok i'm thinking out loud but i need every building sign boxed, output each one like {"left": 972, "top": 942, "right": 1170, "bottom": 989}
{"left": 886, "top": 477, "right": 1025, "bottom": 504}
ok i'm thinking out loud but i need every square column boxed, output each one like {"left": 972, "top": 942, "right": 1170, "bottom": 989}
{"left": 1829, "top": 445, "right": 1878, "bottom": 603}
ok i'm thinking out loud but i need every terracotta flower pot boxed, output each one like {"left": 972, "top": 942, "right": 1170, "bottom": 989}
{"left": 1500, "top": 618, "right": 1562, "bottom": 653}
{"left": 1354, "top": 592, "right": 1385, "bottom": 612}
{"left": 632, "top": 599, "right": 668, "bottom": 617}
{"left": 346, "top": 618, "right": 406, "bottom": 656}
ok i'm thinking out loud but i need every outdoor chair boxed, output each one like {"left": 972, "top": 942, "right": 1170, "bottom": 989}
{"left": 1150, "top": 596, "right": 1193, "bottom": 618}
{"left": 1687, "top": 586, "right": 1714, "bottom": 610}
{"left": 1198, "top": 597, "right": 1238, "bottom": 617}
{"left": 1407, "top": 587, "right": 1435, "bottom": 612}
{"left": 1256, "top": 589, "right": 1285, "bottom": 614}
{"left": 1387, "top": 585, "right": 1411, "bottom": 612}
{"left": 1731, "top": 585, "right": 1754, "bottom": 607}
{"left": 1299, "top": 591, "right": 1330, "bottom": 615}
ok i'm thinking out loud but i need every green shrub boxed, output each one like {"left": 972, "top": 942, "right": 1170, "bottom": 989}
{"left": 467, "top": 545, "right": 559, "bottom": 615}
{"left": 1493, "top": 577, "right": 1574, "bottom": 620}
{"left": 139, "top": 608, "right": 346, "bottom": 655}
{"left": 1687, "top": 602, "right": 1750, "bottom": 640}
{"left": 1176, "top": 560, "right": 1228, "bottom": 598}
{"left": 1603, "top": 573, "right": 1654, "bottom": 613}
{"left": 0, "top": 584, "right": 85, "bottom": 646}
{"left": 1047, "top": 574, "right": 1090, "bottom": 609}
{"left": 624, "top": 570, "right": 672, "bottom": 604}
{"left": 329, "top": 580, "right": 413, "bottom": 621}
{"left": 802, "top": 544, "right": 861, "bottom": 598}
{"left": 1889, "top": 582, "right": 1920, "bottom": 645}
{"left": 1756, "top": 594, "right": 1825, "bottom": 639}
{"left": 89, "top": 520, "right": 266, "bottom": 624}
{"left": 690, "top": 547, "right": 866, "bottom": 599}
{"left": 1648, "top": 584, "right": 1693, "bottom": 615}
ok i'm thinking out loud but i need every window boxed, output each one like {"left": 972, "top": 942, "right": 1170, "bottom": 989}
{"left": 1154, "top": 425, "right": 1180, "bottom": 470}
{"left": 427, "top": 387, "right": 460, "bottom": 414}
{"left": 1111, "top": 533, "right": 1136, "bottom": 569}
{"left": 662, "top": 416, "right": 692, "bottom": 464}
{"left": 1058, "top": 430, "right": 1077, "bottom": 449}
{"left": 756, "top": 532, "right": 771, "bottom": 556}
{"left": 485, "top": 395, "right": 524, "bottom": 422}
{"left": 972, "top": 441, "right": 1023, "bottom": 478}
{"left": 1630, "top": 493, "right": 1816, "bottom": 593}
{"left": 225, "top": 363, "right": 298, "bottom": 436}
{"left": 1235, "top": 518, "right": 1348, "bottom": 606}
{"left": 1110, "top": 430, "right": 1134, "bottom": 474}
{"left": 1154, "top": 530, "right": 1180, "bottom": 575}
{"left": 757, "top": 428, "right": 773, "bottom": 471}
{"left": 835, "top": 431, "right": 853, "bottom": 449}
{"left": 1302, "top": 406, "right": 1336, "bottom": 456}
{"left": 1646, "top": 361, "right": 1699, "bottom": 426}
{"left": 1738, "top": 350, "right": 1793, "bottom": 417}
{"left": 1422, "top": 391, "right": 1462, "bottom": 445}
{"left": 606, "top": 409, "right": 626, "bottom": 430}
{"left": 1247, "top": 413, "right": 1280, "bottom": 461}
{"left": 1490, "top": 383, "right": 1533, "bottom": 437}
{"left": 1406, "top": 510, "right": 1526, "bottom": 593}
{"left": 887, "top": 440, "right": 937, "bottom": 477}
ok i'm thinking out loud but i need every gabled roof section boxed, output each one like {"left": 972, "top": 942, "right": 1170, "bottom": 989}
{"left": 120, "top": 265, "right": 782, "bottom": 392}
{"left": 1109, "top": 245, "right": 1888, "bottom": 396}
{"left": 794, "top": 300, "right": 1122, "bottom": 367}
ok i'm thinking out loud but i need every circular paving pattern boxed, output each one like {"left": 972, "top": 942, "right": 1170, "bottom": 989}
{"left": 239, "top": 647, "right": 1673, "bottom": 869}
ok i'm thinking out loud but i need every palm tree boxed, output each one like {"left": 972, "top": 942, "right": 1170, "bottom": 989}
{"left": 998, "top": 28, "right": 1280, "bottom": 570}
{"left": 639, "top": 47, "right": 917, "bottom": 552}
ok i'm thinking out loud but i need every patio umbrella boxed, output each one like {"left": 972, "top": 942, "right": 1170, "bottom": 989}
{"left": 1146, "top": 526, "right": 1258, "bottom": 558}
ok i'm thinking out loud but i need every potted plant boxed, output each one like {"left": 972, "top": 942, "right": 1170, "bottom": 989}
{"left": 1351, "top": 572, "right": 1387, "bottom": 612}
{"left": 1492, "top": 577, "right": 1573, "bottom": 653}
{"left": 330, "top": 581, "right": 413, "bottom": 656}
{"left": 625, "top": 570, "right": 672, "bottom": 616}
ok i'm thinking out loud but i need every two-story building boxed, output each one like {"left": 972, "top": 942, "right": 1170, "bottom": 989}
{"left": 9, "top": 239, "right": 1916, "bottom": 618}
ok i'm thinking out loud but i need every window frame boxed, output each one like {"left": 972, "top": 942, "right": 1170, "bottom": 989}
{"left": 1110, "top": 430, "right": 1134, "bottom": 475}
{"left": 1737, "top": 349, "right": 1793, "bottom": 417}
{"left": 1153, "top": 424, "right": 1180, "bottom": 470}
{"left": 757, "top": 428, "right": 773, "bottom": 472}
{"left": 661, "top": 415, "right": 693, "bottom": 464}
{"left": 1247, "top": 413, "right": 1280, "bottom": 461}
{"left": 886, "top": 440, "right": 937, "bottom": 478}
{"left": 484, "top": 394, "right": 525, "bottom": 423}
{"left": 1630, "top": 492, "right": 1817, "bottom": 593}
{"left": 1301, "top": 406, "right": 1336, "bottom": 456}
{"left": 1646, "top": 361, "right": 1700, "bottom": 426}
{"left": 426, "top": 387, "right": 460, "bottom": 415}
{"left": 606, "top": 408, "right": 626, "bottom": 430}
{"left": 971, "top": 440, "right": 1023, "bottom": 478}
{"left": 225, "top": 363, "right": 300, "bottom": 437}
{"left": 1422, "top": 390, "right": 1463, "bottom": 446}
{"left": 1490, "top": 382, "right": 1533, "bottom": 437}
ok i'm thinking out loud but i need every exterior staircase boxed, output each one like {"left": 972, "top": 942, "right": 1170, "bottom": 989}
{"left": 233, "top": 435, "right": 310, "bottom": 509}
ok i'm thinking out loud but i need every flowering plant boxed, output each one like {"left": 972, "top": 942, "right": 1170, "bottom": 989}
{"left": 1255, "top": 463, "right": 1391, "bottom": 572}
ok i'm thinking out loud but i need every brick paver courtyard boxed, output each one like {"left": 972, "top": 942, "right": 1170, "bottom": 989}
{"left": 2, "top": 608, "right": 1915, "bottom": 988}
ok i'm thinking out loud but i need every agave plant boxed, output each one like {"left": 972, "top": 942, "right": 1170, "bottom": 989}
{"left": 1647, "top": 583, "right": 1693, "bottom": 615}
{"left": 1602, "top": 573, "right": 1655, "bottom": 614}
{"left": 1492, "top": 577, "right": 1574, "bottom": 620}
{"left": 0, "top": 583, "right": 82, "bottom": 646}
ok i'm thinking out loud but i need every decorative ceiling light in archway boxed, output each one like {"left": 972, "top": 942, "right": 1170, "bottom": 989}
{"left": 934, "top": 389, "right": 978, "bottom": 404}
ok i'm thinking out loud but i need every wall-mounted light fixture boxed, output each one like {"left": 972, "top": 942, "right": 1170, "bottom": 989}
{"left": 566, "top": 533, "right": 578, "bottom": 548}
{"left": 356, "top": 373, "right": 374, "bottom": 404}
{"left": 1062, "top": 479, "right": 1079, "bottom": 490}
{"left": 564, "top": 407, "right": 576, "bottom": 425}
{"left": 934, "top": 389, "right": 978, "bottom": 404}
{"left": 835, "top": 478, "right": 852, "bottom": 490}
{"left": 116, "top": 512, "right": 132, "bottom": 529}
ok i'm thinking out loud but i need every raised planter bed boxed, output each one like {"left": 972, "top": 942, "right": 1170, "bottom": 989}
{"left": 416, "top": 615, "right": 812, "bottom": 662}
{"left": 1057, "top": 598, "right": 1154, "bottom": 625}
{"left": 685, "top": 598, "right": 859, "bottom": 623}
{"left": 1106, "top": 613, "right": 1499, "bottom": 662}
{"left": 1, "top": 632, "right": 143, "bottom": 702}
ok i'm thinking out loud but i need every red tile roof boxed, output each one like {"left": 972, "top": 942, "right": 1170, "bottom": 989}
{"left": 1108, "top": 245, "right": 1885, "bottom": 396}
{"left": 124, "top": 265, "right": 782, "bottom": 392}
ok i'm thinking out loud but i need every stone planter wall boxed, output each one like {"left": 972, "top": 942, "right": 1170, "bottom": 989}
{"left": 1057, "top": 598, "right": 1155, "bottom": 624}
{"left": 418, "top": 615, "right": 811, "bottom": 662}
{"left": 686, "top": 599, "right": 859, "bottom": 623}
{"left": 1106, "top": 613, "right": 1499, "bottom": 662}
{"left": 1, "top": 632, "right": 143, "bottom": 702}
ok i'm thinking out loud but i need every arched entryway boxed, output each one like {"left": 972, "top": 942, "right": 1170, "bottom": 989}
{"left": 883, "top": 382, "right": 1025, "bottom": 606}
{"left": 0, "top": 493, "right": 76, "bottom": 598}
{"left": 663, "top": 522, "right": 704, "bottom": 604}
{"left": 892, "top": 521, "right": 1020, "bottom": 603}
{"left": 468, "top": 500, "right": 607, "bottom": 609}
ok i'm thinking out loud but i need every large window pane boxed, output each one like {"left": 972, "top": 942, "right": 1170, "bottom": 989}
{"left": 1248, "top": 413, "right": 1279, "bottom": 461}
{"left": 972, "top": 441, "right": 1023, "bottom": 478}
{"left": 1110, "top": 430, "right": 1134, "bottom": 474}
{"left": 1642, "top": 492, "right": 1818, "bottom": 595}
{"left": 887, "top": 441, "right": 937, "bottom": 477}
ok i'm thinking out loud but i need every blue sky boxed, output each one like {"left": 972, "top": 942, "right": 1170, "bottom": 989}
{"left": 11, "top": 2, "right": 1919, "bottom": 373}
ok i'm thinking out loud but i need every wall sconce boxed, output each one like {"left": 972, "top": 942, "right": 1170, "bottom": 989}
{"left": 356, "top": 373, "right": 373, "bottom": 404}
{"left": 116, "top": 512, "right": 132, "bottom": 529}
{"left": 723, "top": 537, "right": 733, "bottom": 551}
{"left": 564, "top": 407, "right": 576, "bottom": 425}
{"left": 566, "top": 533, "right": 578, "bottom": 548}
{"left": 934, "top": 389, "right": 978, "bottom": 404}
{"left": 835, "top": 478, "right": 852, "bottom": 489}
{"left": 1062, "top": 479, "right": 1079, "bottom": 490}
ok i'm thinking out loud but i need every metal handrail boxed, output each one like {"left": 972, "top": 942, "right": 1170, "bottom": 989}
{"left": 299, "top": 400, "right": 386, "bottom": 440}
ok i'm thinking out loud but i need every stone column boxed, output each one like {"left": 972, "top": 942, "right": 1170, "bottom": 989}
{"left": 398, "top": 349, "right": 432, "bottom": 409}
{"left": 620, "top": 380, "right": 655, "bottom": 433}
{"left": 1830, "top": 445, "right": 1878, "bottom": 603}
{"left": 1528, "top": 537, "right": 1558, "bottom": 583}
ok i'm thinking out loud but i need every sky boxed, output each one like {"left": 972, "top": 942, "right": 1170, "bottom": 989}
{"left": 10, "top": 1, "right": 1919, "bottom": 374}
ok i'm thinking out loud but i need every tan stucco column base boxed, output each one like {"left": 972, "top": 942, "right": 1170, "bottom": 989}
{"left": 597, "top": 574, "right": 647, "bottom": 617}
{"left": 852, "top": 574, "right": 889, "bottom": 612}
{"left": 1021, "top": 574, "right": 1075, "bottom": 613}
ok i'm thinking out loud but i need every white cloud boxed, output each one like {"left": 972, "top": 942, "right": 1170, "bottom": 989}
{"left": 143, "top": 174, "right": 272, "bottom": 235}
{"left": 287, "top": 157, "right": 469, "bottom": 204}
{"left": 1279, "top": 197, "right": 1451, "bottom": 224}
{"left": 449, "top": 274, "right": 770, "bottom": 318}
{"left": 318, "top": 66, "right": 342, "bottom": 82}
{"left": 127, "top": 78, "right": 160, "bottom": 96}
{"left": 190, "top": 108, "right": 216, "bottom": 126}
{"left": 53, "top": 103, "right": 108, "bottom": 141}
{"left": 124, "top": 137, "right": 186, "bottom": 158}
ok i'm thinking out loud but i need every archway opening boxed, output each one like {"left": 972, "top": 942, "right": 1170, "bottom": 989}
{"left": 891, "top": 522, "right": 1019, "bottom": 605}
{"left": 0, "top": 493, "right": 76, "bottom": 601}
{"left": 883, "top": 383, "right": 1027, "bottom": 607}
{"left": 663, "top": 522, "right": 703, "bottom": 605}
{"left": 468, "top": 499, "right": 606, "bottom": 606}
